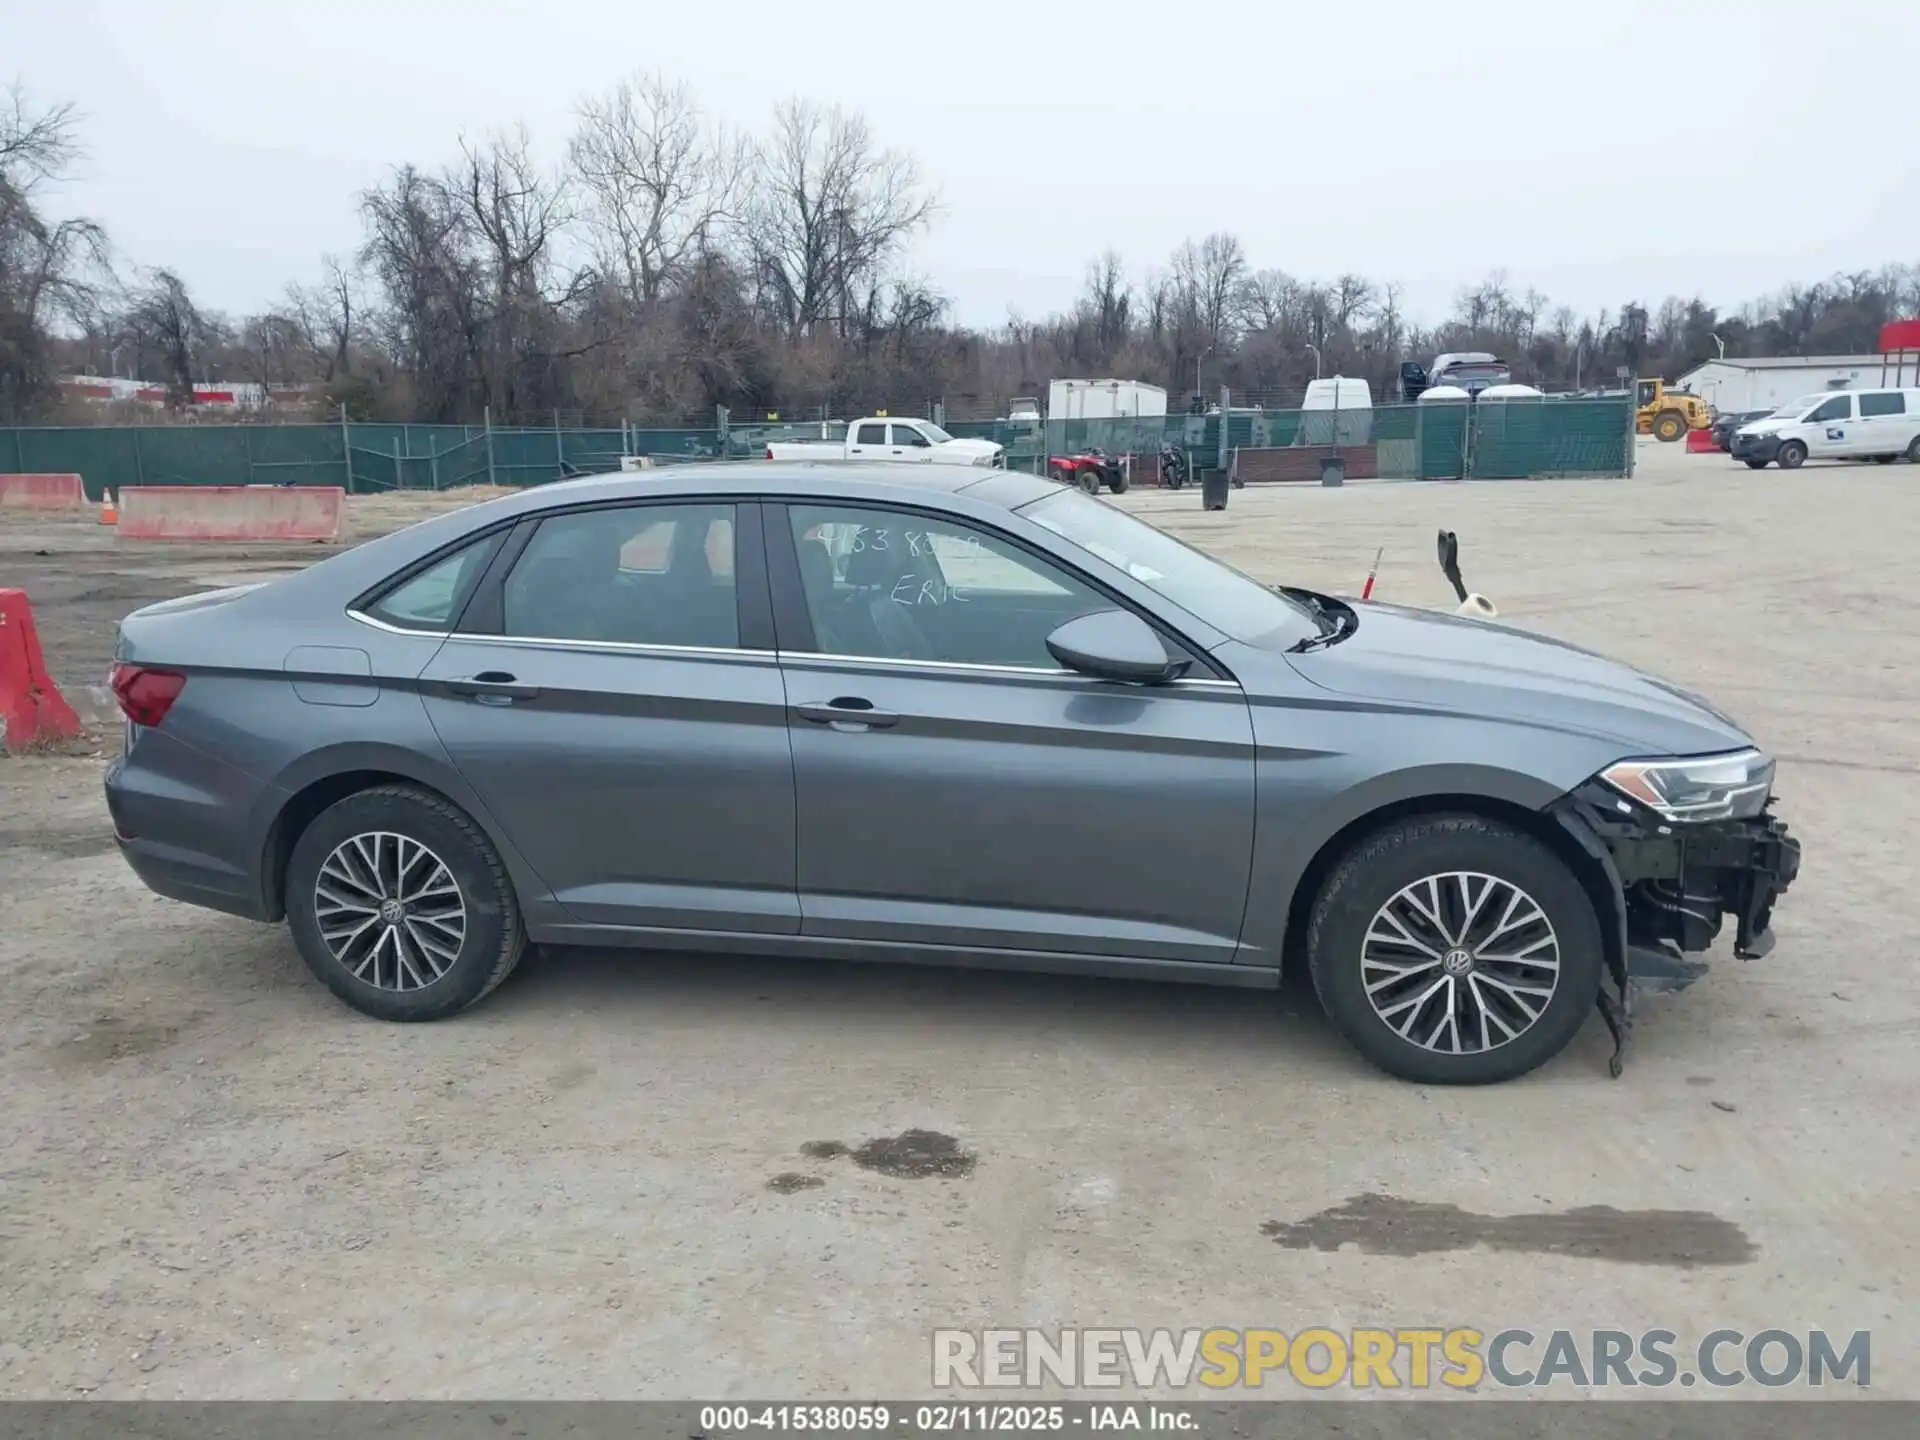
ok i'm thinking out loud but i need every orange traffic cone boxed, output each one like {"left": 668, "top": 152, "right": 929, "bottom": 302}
{"left": 99, "top": 489, "right": 117, "bottom": 525}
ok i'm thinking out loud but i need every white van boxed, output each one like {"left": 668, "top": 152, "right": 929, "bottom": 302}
{"left": 1730, "top": 388, "right": 1920, "bottom": 469}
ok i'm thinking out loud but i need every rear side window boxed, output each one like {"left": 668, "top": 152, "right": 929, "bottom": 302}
{"left": 855, "top": 423, "right": 886, "bottom": 445}
{"left": 1808, "top": 394, "right": 1853, "bottom": 423}
{"left": 501, "top": 503, "right": 738, "bottom": 649}
{"left": 364, "top": 533, "right": 502, "bottom": 631}
{"left": 1859, "top": 392, "right": 1907, "bottom": 417}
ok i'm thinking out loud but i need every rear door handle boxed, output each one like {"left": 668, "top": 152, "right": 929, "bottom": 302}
{"left": 445, "top": 671, "right": 542, "bottom": 703}
{"left": 794, "top": 697, "right": 899, "bottom": 730}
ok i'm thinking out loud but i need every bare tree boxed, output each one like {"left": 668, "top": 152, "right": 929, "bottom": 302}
{"left": 0, "top": 83, "right": 110, "bottom": 419}
{"left": 569, "top": 74, "right": 748, "bottom": 306}
{"left": 746, "top": 98, "right": 934, "bottom": 339}
{"left": 282, "top": 254, "right": 362, "bottom": 381}
{"left": 126, "top": 269, "right": 209, "bottom": 406}
{"left": 1170, "top": 233, "right": 1247, "bottom": 349}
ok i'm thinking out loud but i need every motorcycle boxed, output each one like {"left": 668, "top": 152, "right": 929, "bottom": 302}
{"left": 1157, "top": 443, "right": 1188, "bottom": 490}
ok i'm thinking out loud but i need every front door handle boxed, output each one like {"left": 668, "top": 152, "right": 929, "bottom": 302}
{"left": 445, "top": 671, "right": 542, "bottom": 703}
{"left": 794, "top": 697, "right": 899, "bottom": 730}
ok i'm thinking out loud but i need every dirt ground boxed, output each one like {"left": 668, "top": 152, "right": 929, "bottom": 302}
{"left": 2, "top": 444, "right": 1916, "bottom": 1400}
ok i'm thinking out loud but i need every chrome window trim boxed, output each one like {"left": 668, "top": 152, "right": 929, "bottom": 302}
{"left": 352, "top": 609, "right": 1235, "bottom": 686}
{"left": 777, "top": 649, "right": 1240, "bottom": 689}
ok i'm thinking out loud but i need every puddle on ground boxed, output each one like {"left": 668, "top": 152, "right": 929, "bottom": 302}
{"left": 766, "top": 1173, "right": 825, "bottom": 1194}
{"left": 55, "top": 1014, "right": 196, "bottom": 1066}
{"left": 851, "top": 1130, "right": 976, "bottom": 1180}
{"left": 795, "top": 1130, "right": 977, "bottom": 1180}
{"left": 1260, "top": 1193, "right": 1755, "bottom": 1268}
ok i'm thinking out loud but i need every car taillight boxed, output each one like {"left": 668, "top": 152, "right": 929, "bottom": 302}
{"left": 110, "top": 663, "right": 187, "bottom": 727}
{"left": 765, "top": 446, "right": 774, "bottom": 460}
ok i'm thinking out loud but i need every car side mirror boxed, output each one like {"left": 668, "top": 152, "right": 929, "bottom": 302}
{"left": 1046, "top": 610, "right": 1189, "bottom": 685}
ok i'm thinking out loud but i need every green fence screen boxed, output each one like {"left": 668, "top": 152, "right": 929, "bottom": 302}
{"left": 1, "top": 399, "right": 1630, "bottom": 500}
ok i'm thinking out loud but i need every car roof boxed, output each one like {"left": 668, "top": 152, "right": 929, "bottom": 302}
{"left": 504, "top": 461, "right": 1054, "bottom": 512}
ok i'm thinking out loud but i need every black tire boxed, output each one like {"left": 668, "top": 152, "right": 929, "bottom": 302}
{"left": 1166, "top": 470, "right": 1185, "bottom": 490}
{"left": 1306, "top": 815, "right": 1603, "bottom": 1085}
{"left": 1078, "top": 468, "right": 1100, "bottom": 494}
{"left": 1776, "top": 440, "right": 1807, "bottom": 469}
{"left": 1106, "top": 466, "right": 1129, "bottom": 495}
{"left": 1653, "top": 411, "right": 1686, "bottom": 443}
{"left": 1049, "top": 466, "right": 1071, "bottom": 487}
{"left": 1744, "top": 459, "right": 1769, "bottom": 470}
{"left": 1873, "top": 454, "right": 1898, "bottom": 464}
{"left": 1907, "top": 435, "right": 1920, "bottom": 463}
{"left": 285, "top": 784, "right": 526, "bottom": 1022}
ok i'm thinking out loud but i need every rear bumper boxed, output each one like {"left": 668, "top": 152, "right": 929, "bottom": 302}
{"left": 105, "top": 753, "right": 275, "bottom": 923}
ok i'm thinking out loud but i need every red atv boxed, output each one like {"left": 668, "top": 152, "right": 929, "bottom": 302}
{"left": 1048, "top": 448, "right": 1130, "bottom": 495}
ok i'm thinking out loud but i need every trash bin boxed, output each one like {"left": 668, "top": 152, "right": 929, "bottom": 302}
{"left": 1200, "top": 469, "right": 1229, "bottom": 511}
{"left": 1320, "top": 453, "right": 1346, "bottom": 487}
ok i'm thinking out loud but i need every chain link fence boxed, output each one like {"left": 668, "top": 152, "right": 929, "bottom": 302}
{"left": 1, "top": 398, "right": 1632, "bottom": 500}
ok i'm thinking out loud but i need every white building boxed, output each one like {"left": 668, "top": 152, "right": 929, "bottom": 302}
{"left": 1672, "top": 354, "right": 1920, "bottom": 414}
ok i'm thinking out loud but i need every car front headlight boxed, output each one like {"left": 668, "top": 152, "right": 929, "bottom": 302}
{"left": 1600, "top": 748, "right": 1774, "bottom": 823}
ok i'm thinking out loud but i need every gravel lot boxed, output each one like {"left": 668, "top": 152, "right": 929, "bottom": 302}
{"left": 2, "top": 444, "right": 1915, "bottom": 1400}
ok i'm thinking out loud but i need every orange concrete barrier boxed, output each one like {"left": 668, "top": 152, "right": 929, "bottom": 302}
{"left": 0, "top": 472, "right": 87, "bottom": 510}
{"left": 117, "top": 485, "right": 344, "bottom": 541}
{"left": 0, "top": 589, "right": 82, "bottom": 749}
{"left": 1685, "top": 428, "right": 1720, "bottom": 454}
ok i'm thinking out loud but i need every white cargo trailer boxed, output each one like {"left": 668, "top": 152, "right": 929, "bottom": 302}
{"left": 1047, "top": 379, "right": 1168, "bottom": 421}
{"left": 1671, "top": 355, "right": 1900, "bottom": 414}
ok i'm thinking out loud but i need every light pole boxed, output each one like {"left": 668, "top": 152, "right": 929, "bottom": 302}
{"left": 1711, "top": 332, "right": 1726, "bottom": 359}
{"left": 1305, "top": 343, "right": 1322, "bottom": 381}
{"left": 1195, "top": 345, "right": 1213, "bottom": 401}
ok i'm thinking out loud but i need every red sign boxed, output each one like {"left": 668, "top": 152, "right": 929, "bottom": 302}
{"left": 1879, "top": 319, "right": 1920, "bottom": 353}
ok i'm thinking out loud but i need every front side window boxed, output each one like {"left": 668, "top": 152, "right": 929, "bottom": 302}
{"left": 365, "top": 532, "right": 502, "bottom": 631}
{"left": 787, "top": 504, "right": 1106, "bottom": 669}
{"left": 1808, "top": 395, "right": 1853, "bottom": 423}
{"left": 1859, "top": 392, "right": 1906, "bottom": 417}
{"left": 502, "top": 503, "right": 738, "bottom": 649}
{"left": 889, "top": 423, "right": 931, "bottom": 448}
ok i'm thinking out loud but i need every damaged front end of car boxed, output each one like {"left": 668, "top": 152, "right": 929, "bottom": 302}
{"left": 1548, "top": 752, "right": 1802, "bottom": 1077}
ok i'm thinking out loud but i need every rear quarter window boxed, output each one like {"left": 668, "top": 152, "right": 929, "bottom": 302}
{"left": 1859, "top": 392, "right": 1907, "bottom": 417}
{"left": 364, "top": 533, "right": 503, "bottom": 631}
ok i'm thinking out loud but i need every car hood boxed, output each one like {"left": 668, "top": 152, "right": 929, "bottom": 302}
{"left": 1281, "top": 601, "right": 1754, "bottom": 755}
{"left": 939, "top": 438, "right": 1003, "bottom": 456}
{"left": 1737, "top": 418, "right": 1791, "bottom": 436}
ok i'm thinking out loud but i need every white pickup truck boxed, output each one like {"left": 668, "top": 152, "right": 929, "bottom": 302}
{"left": 765, "top": 417, "right": 1003, "bottom": 467}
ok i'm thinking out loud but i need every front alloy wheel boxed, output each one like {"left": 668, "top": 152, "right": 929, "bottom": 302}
{"left": 1360, "top": 873, "right": 1560, "bottom": 1055}
{"left": 1307, "top": 815, "right": 1602, "bottom": 1084}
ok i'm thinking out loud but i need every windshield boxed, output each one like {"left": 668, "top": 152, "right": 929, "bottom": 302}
{"left": 918, "top": 421, "right": 954, "bottom": 444}
{"left": 1771, "top": 396, "right": 1823, "bottom": 418}
{"left": 1021, "top": 488, "right": 1316, "bottom": 647}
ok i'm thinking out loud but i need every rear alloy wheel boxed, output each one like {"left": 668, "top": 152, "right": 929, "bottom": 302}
{"left": 286, "top": 785, "right": 526, "bottom": 1021}
{"left": 1307, "top": 816, "right": 1602, "bottom": 1084}
{"left": 1907, "top": 435, "right": 1920, "bottom": 463}
{"left": 1776, "top": 440, "right": 1807, "bottom": 469}
{"left": 1653, "top": 411, "right": 1686, "bottom": 442}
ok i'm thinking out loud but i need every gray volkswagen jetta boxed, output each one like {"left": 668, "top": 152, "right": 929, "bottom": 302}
{"left": 105, "top": 464, "right": 1799, "bottom": 1084}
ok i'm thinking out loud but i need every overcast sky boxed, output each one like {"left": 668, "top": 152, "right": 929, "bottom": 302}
{"left": 9, "top": 0, "right": 1918, "bottom": 329}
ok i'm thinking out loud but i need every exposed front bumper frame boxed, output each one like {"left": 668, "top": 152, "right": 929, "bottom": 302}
{"left": 1550, "top": 782, "right": 1801, "bottom": 1076}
